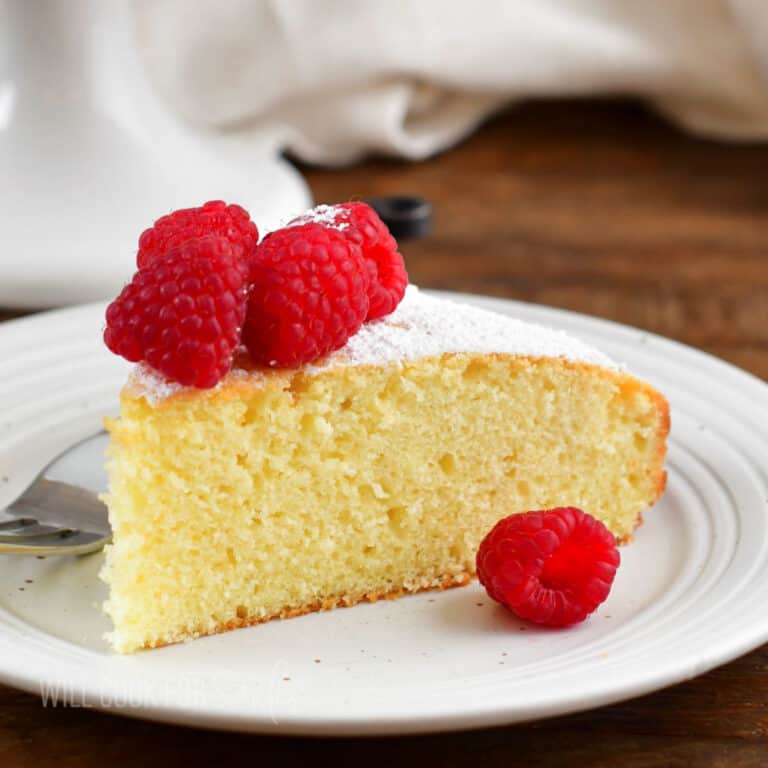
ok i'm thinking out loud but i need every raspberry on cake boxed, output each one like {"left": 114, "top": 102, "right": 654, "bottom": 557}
{"left": 289, "top": 203, "right": 408, "bottom": 320}
{"left": 243, "top": 222, "right": 370, "bottom": 367}
{"left": 137, "top": 200, "right": 259, "bottom": 269}
{"left": 104, "top": 236, "right": 249, "bottom": 388}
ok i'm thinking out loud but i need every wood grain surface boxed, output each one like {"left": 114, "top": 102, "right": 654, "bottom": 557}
{"left": 1, "top": 100, "right": 766, "bottom": 767}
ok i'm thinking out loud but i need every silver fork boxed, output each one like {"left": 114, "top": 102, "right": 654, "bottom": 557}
{"left": 0, "top": 437, "right": 111, "bottom": 556}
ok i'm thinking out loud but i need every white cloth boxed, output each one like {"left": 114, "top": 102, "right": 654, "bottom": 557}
{"left": 134, "top": 0, "right": 768, "bottom": 164}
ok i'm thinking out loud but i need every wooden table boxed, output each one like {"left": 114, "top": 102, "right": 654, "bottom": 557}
{"left": 1, "top": 100, "right": 766, "bottom": 766}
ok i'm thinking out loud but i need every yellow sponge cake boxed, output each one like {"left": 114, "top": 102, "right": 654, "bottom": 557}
{"left": 102, "top": 287, "right": 668, "bottom": 653}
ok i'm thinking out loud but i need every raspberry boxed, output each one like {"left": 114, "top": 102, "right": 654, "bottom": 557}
{"left": 243, "top": 223, "right": 369, "bottom": 367}
{"left": 289, "top": 203, "right": 408, "bottom": 321}
{"left": 137, "top": 200, "right": 258, "bottom": 269}
{"left": 105, "top": 236, "right": 248, "bottom": 388}
{"left": 476, "top": 507, "right": 620, "bottom": 627}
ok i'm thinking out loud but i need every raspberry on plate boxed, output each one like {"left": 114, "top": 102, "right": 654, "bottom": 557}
{"left": 243, "top": 222, "right": 369, "bottom": 368}
{"left": 105, "top": 236, "right": 249, "bottom": 388}
{"left": 289, "top": 203, "right": 408, "bottom": 321}
{"left": 137, "top": 200, "right": 259, "bottom": 269}
{"left": 476, "top": 507, "right": 620, "bottom": 627}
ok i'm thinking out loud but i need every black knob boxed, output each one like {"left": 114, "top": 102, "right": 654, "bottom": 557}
{"left": 366, "top": 196, "right": 432, "bottom": 241}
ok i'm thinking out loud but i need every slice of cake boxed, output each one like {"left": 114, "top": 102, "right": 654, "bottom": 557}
{"left": 102, "top": 287, "right": 668, "bottom": 653}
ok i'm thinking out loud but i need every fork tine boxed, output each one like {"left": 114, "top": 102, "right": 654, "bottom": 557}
{"left": 0, "top": 528, "right": 108, "bottom": 555}
{"left": 0, "top": 520, "right": 76, "bottom": 539}
{"left": 0, "top": 518, "right": 38, "bottom": 532}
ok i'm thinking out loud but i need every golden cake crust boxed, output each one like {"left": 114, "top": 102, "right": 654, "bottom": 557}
{"left": 614, "top": 370, "right": 670, "bottom": 543}
{"left": 140, "top": 571, "right": 474, "bottom": 650}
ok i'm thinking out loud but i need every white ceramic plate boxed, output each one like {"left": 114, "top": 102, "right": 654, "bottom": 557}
{"left": 0, "top": 292, "right": 767, "bottom": 736}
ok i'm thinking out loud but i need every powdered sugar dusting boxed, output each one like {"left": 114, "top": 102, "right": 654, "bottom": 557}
{"left": 127, "top": 364, "right": 185, "bottom": 401}
{"left": 126, "top": 363, "right": 263, "bottom": 404}
{"left": 286, "top": 204, "right": 348, "bottom": 232}
{"left": 127, "top": 286, "right": 619, "bottom": 404}
{"left": 312, "top": 286, "right": 618, "bottom": 372}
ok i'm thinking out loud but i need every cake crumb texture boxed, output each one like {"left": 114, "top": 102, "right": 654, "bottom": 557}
{"left": 102, "top": 353, "right": 668, "bottom": 653}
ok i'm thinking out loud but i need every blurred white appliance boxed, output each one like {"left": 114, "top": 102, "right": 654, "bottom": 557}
{"left": 0, "top": 0, "right": 311, "bottom": 308}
